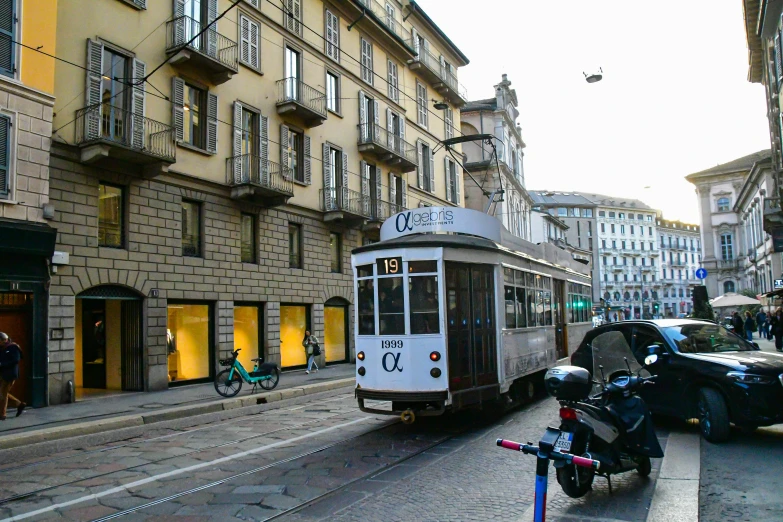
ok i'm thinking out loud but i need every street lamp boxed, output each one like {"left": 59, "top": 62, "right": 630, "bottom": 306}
{"left": 583, "top": 67, "right": 603, "bottom": 84}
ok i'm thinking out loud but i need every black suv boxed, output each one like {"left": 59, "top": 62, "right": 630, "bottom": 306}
{"left": 571, "top": 319, "right": 783, "bottom": 442}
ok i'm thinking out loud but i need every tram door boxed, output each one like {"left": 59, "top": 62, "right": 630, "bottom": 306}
{"left": 446, "top": 263, "right": 497, "bottom": 392}
{"left": 553, "top": 279, "right": 567, "bottom": 360}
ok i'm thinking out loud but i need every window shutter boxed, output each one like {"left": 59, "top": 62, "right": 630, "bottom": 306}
{"left": 373, "top": 99, "right": 380, "bottom": 135}
{"left": 206, "top": 0, "right": 218, "bottom": 58}
{"left": 387, "top": 60, "right": 397, "bottom": 101}
{"left": 399, "top": 115, "right": 405, "bottom": 141}
{"left": 173, "top": 0, "right": 186, "bottom": 45}
{"left": 285, "top": 0, "right": 301, "bottom": 35}
{"left": 325, "top": 10, "right": 339, "bottom": 62}
{"left": 439, "top": 55, "right": 446, "bottom": 80}
{"left": 389, "top": 172, "right": 396, "bottom": 206}
{"left": 776, "top": 34, "right": 783, "bottom": 91}
{"left": 280, "top": 124, "right": 290, "bottom": 171}
{"left": 323, "top": 143, "right": 332, "bottom": 210}
{"left": 0, "top": 115, "right": 10, "bottom": 199}
{"left": 249, "top": 18, "right": 259, "bottom": 68}
{"left": 171, "top": 77, "right": 185, "bottom": 142}
{"left": 411, "top": 27, "right": 419, "bottom": 55}
{"left": 341, "top": 151, "right": 348, "bottom": 189}
{"left": 0, "top": 0, "right": 15, "bottom": 77}
{"left": 133, "top": 0, "right": 147, "bottom": 8}
{"left": 358, "top": 91, "right": 367, "bottom": 141}
{"left": 360, "top": 160, "right": 369, "bottom": 215}
{"left": 416, "top": 140, "right": 423, "bottom": 188}
{"left": 423, "top": 38, "right": 430, "bottom": 55}
{"left": 401, "top": 179, "right": 408, "bottom": 208}
{"left": 445, "top": 108, "right": 453, "bottom": 140}
{"left": 240, "top": 15, "right": 250, "bottom": 65}
{"left": 304, "top": 135, "right": 311, "bottom": 185}
{"left": 454, "top": 164, "right": 460, "bottom": 205}
{"left": 375, "top": 167, "right": 383, "bottom": 211}
{"left": 206, "top": 92, "right": 218, "bottom": 154}
{"left": 444, "top": 157, "right": 451, "bottom": 203}
{"left": 429, "top": 146, "right": 435, "bottom": 193}
{"left": 232, "top": 101, "right": 243, "bottom": 182}
{"left": 260, "top": 115, "right": 268, "bottom": 184}
{"left": 130, "top": 59, "right": 146, "bottom": 150}
{"left": 85, "top": 40, "right": 104, "bottom": 141}
{"left": 386, "top": 108, "right": 393, "bottom": 149}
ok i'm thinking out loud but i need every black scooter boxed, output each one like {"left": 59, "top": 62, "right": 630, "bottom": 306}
{"left": 543, "top": 353, "right": 664, "bottom": 498}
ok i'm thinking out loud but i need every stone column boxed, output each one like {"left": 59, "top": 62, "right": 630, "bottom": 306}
{"left": 265, "top": 302, "right": 281, "bottom": 366}
{"left": 217, "top": 300, "right": 234, "bottom": 360}
{"left": 147, "top": 297, "right": 168, "bottom": 391}
{"left": 48, "top": 295, "right": 75, "bottom": 405}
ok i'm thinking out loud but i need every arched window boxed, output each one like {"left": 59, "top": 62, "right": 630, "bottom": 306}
{"left": 643, "top": 291, "right": 649, "bottom": 300}
{"left": 623, "top": 291, "right": 631, "bottom": 301}
{"left": 724, "top": 280, "right": 735, "bottom": 293}
{"left": 603, "top": 292, "right": 610, "bottom": 300}
{"left": 633, "top": 291, "right": 640, "bottom": 301}
{"left": 614, "top": 292, "right": 621, "bottom": 301}
{"left": 717, "top": 197, "right": 730, "bottom": 212}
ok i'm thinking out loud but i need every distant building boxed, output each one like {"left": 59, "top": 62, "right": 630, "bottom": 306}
{"left": 655, "top": 218, "right": 701, "bottom": 316}
{"left": 460, "top": 75, "right": 532, "bottom": 240}
{"left": 529, "top": 191, "right": 599, "bottom": 303}
{"left": 686, "top": 151, "right": 770, "bottom": 298}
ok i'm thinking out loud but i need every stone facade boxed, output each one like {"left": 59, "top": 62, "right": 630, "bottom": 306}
{"left": 655, "top": 218, "right": 701, "bottom": 316}
{"left": 46, "top": 142, "right": 357, "bottom": 404}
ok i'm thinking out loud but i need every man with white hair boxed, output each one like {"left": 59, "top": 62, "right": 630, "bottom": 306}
{"left": 0, "top": 332, "right": 25, "bottom": 420}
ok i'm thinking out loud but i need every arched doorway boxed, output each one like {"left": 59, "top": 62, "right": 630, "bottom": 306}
{"left": 76, "top": 285, "right": 144, "bottom": 395}
{"left": 324, "top": 297, "right": 350, "bottom": 364}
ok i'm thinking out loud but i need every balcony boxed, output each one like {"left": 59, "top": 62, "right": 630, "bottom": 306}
{"left": 74, "top": 104, "right": 175, "bottom": 176}
{"left": 357, "top": 124, "right": 418, "bottom": 172}
{"left": 718, "top": 259, "right": 740, "bottom": 271}
{"left": 363, "top": 199, "right": 406, "bottom": 238}
{"left": 763, "top": 198, "right": 783, "bottom": 234}
{"left": 332, "top": 0, "right": 415, "bottom": 59}
{"left": 276, "top": 78, "right": 327, "bottom": 128}
{"left": 321, "top": 187, "right": 371, "bottom": 223}
{"left": 226, "top": 156, "right": 294, "bottom": 207}
{"left": 670, "top": 260, "right": 687, "bottom": 267}
{"left": 166, "top": 16, "right": 238, "bottom": 84}
{"left": 408, "top": 46, "right": 468, "bottom": 107}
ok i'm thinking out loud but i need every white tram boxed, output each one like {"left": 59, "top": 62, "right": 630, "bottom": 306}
{"left": 351, "top": 207, "right": 593, "bottom": 422}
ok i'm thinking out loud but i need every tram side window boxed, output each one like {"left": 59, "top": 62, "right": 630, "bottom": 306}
{"left": 409, "top": 274, "right": 439, "bottom": 334}
{"left": 503, "top": 268, "right": 549, "bottom": 329}
{"left": 515, "top": 286, "right": 527, "bottom": 327}
{"left": 378, "top": 277, "right": 405, "bottom": 335}
{"left": 568, "top": 283, "right": 591, "bottom": 323}
{"left": 504, "top": 285, "right": 516, "bottom": 328}
{"left": 358, "top": 278, "right": 375, "bottom": 335}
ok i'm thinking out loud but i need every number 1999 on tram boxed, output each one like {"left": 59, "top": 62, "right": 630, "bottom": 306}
{"left": 351, "top": 208, "right": 593, "bottom": 423}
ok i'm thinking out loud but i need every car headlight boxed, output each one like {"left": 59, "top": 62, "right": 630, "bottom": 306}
{"left": 726, "top": 371, "right": 774, "bottom": 384}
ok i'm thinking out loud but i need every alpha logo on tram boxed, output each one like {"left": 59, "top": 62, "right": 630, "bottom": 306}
{"left": 382, "top": 352, "right": 403, "bottom": 372}
{"left": 395, "top": 209, "right": 455, "bottom": 233}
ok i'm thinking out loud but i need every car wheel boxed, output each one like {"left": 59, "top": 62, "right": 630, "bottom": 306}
{"left": 636, "top": 456, "right": 652, "bottom": 477}
{"left": 697, "top": 388, "right": 730, "bottom": 443}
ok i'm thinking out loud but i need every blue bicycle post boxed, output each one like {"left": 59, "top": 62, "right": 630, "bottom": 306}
{"left": 497, "top": 427, "right": 600, "bottom": 522}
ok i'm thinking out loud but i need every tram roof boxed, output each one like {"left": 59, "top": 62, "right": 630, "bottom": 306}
{"left": 352, "top": 234, "right": 591, "bottom": 281}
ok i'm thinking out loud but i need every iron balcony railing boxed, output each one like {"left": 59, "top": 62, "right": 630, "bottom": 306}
{"left": 276, "top": 78, "right": 327, "bottom": 118}
{"left": 718, "top": 259, "right": 739, "bottom": 270}
{"left": 355, "top": 0, "right": 410, "bottom": 43}
{"left": 75, "top": 104, "right": 176, "bottom": 162}
{"left": 409, "top": 45, "right": 468, "bottom": 100}
{"left": 226, "top": 156, "right": 294, "bottom": 195}
{"left": 357, "top": 123, "right": 417, "bottom": 164}
{"left": 321, "top": 186, "right": 370, "bottom": 217}
{"left": 371, "top": 199, "right": 406, "bottom": 221}
{"left": 166, "top": 15, "right": 238, "bottom": 71}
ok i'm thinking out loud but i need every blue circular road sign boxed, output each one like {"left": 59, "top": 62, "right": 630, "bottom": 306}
{"left": 695, "top": 268, "right": 707, "bottom": 280}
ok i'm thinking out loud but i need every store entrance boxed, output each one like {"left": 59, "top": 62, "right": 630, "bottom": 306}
{"left": 0, "top": 293, "right": 33, "bottom": 404}
{"left": 324, "top": 297, "right": 349, "bottom": 364}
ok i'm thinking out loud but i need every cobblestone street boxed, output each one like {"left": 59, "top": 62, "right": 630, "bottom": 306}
{"left": 0, "top": 388, "right": 670, "bottom": 522}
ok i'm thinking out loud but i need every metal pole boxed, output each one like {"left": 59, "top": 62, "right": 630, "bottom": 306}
{"left": 533, "top": 452, "right": 549, "bottom": 522}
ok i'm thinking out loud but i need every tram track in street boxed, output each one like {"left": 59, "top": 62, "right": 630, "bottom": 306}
{"left": 0, "top": 394, "right": 364, "bottom": 507}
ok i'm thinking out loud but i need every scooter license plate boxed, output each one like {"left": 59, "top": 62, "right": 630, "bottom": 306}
{"left": 554, "top": 431, "right": 573, "bottom": 452}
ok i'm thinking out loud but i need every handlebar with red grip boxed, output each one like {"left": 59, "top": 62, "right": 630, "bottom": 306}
{"left": 496, "top": 439, "right": 601, "bottom": 470}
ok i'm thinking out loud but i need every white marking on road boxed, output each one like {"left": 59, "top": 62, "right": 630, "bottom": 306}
{"left": 0, "top": 416, "right": 370, "bottom": 522}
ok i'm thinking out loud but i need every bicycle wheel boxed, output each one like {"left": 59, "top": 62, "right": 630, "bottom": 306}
{"left": 260, "top": 368, "right": 280, "bottom": 390}
{"left": 215, "top": 369, "right": 243, "bottom": 397}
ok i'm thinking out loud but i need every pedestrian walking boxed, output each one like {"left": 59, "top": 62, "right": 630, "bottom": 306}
{"left": 756, "top": 310, "right": 769, "bottom": 340}
{"left": 0, "top": 332, "right": 25, "bottom": 420}
{"left": 744, "top": 311, "right": 756, "bottom": 342}
{"left": 731, "top": 311, "right": 744, "bottom": 338}
{"left": 302, "top": 330, "right": 320, "bottom": 375}
{"left": 772, "top": 309, "right": 783, "bottom": 352}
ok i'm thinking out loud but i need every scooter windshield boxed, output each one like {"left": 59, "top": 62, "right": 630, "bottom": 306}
{"left": 591, "top": 330, "right": 643, "bottom": 392}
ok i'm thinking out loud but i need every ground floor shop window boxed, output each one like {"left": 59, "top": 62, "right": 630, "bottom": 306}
{"left": 280, "top": 304, "right": 309, "bottom": 367}
{"left": 324, "top": 301, "right": 347, "bottom": 363}
{"left": 167, "top": 303, "right": 212, "bottom": 383}
{"left": 234, "top": 305, "right": 261, "bottom": 371}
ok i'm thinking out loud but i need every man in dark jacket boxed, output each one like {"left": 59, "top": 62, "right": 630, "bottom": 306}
{"left": 731, "top": 311, "right": 744, "bottom": 338}
{"left": 0, "top": 332, "right": 25, "bottom": 420}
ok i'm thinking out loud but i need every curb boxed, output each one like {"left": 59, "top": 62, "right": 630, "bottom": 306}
{"left": 646, "top": 430, "right": 700, "bottom": 522}
{"left": 0, "top": 377, "right": 355, "bottom": 451}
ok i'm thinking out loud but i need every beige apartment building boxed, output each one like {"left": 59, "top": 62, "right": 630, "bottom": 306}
{"left": 46, "top": 0, "right": 468, "bottom": 403}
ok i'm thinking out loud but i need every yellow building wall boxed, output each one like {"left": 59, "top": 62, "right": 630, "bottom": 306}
{"left": 21, "top": 0, "right": 58, "bottom": 94}
{"left": 52, "top": 0, "right": 465, "bottom": 211}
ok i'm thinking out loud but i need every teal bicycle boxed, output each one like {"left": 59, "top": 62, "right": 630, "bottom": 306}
{"left": 214, "top": 348, "right": 280, "bottom": 397}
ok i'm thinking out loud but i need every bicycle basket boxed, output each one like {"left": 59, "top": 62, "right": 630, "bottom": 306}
{"left": 219, "top": 358, "right": 233, "bottom": 367}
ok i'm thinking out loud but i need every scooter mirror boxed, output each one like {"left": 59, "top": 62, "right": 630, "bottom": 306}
{"left": 644, "top": 354, "right": 658, "bottom": 366}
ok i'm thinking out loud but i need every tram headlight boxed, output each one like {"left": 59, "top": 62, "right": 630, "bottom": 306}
{"left": 429, "top": 351, "right": 441, "bottom": 362}
{"left": 358, "top": 366, "right": 366, "bottom": 376}
{"left": 430, "top": 368, "right": 442, "bottom": 378}
{"left": 357, "top": 351, "right": 365, "bottom": 361}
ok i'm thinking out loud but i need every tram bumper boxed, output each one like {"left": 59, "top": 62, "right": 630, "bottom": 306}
{"left": 356, "top": 388, "right": 448, "bottom": 417}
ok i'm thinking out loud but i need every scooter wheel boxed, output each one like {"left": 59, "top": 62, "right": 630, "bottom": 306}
{"left": 637, "top": 456, "right": 652, "bottom": 477}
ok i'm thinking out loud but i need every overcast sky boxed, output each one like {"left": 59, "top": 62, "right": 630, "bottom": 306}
{"left": 417, "top": 0, "right": 771, "bottom": 223}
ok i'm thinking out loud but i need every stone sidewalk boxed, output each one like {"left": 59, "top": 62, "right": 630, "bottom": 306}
{"left": 0, "top": 364, "right": 355, "bottom": 440}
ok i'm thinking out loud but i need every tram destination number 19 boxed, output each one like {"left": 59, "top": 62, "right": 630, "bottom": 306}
{"left": 377, "top": 257, "right": 402, "bottom": 275}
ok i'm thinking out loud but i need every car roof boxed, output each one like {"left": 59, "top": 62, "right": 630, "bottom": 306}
{"left": 594, "top": 318, "right": 715, "bottom": 331}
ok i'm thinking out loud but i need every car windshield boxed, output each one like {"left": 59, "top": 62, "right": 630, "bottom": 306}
{"left": 662, "top": 323, "right": 755, "bottom": 354}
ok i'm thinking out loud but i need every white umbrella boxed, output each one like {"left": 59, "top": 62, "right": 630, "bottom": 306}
{"left": 709, "top": 293, "right": 761, "bottom": 308}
